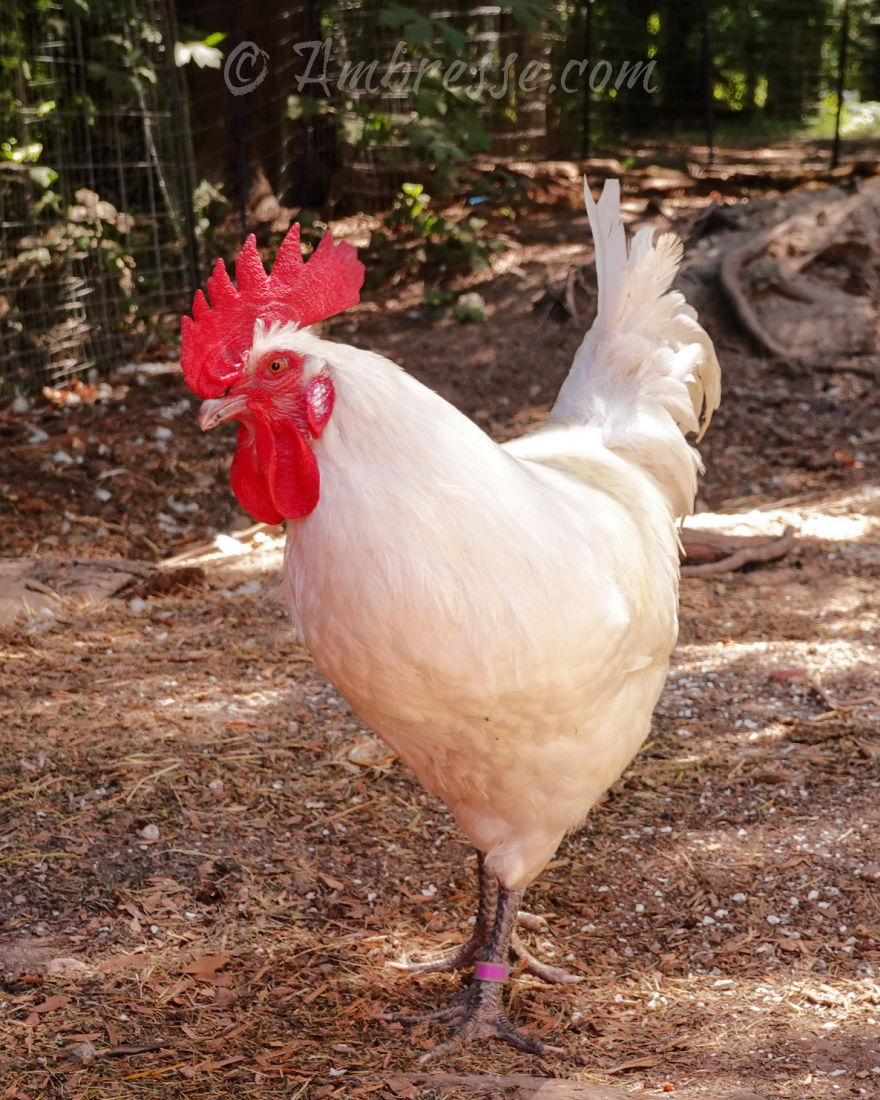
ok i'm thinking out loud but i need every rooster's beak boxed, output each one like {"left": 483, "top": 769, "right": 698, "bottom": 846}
{"left": 199, "top": 393, "right": 250, "bottom": 431}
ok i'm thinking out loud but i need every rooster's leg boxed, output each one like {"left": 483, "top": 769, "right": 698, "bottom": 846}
{"left": 392, "top": 852, "right": 580, "bottom": 984}
{"left": 383, "top": 881, "right": 562, "bottom": 1057}
{"left": 389, "top": 851, "right": 494, "bottom": 975}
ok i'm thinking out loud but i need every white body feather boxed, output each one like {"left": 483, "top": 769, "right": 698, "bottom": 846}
{"left": 267, "top": 181, "right": 720, "bottom": 889}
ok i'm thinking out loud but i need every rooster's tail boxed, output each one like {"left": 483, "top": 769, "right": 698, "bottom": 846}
{"left": 549, "top": 179, "right": 721, "bottom": 519}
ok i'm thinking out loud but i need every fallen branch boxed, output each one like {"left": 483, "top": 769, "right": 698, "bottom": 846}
{"left": 404, "top": 1074, "right": 648, "bottom": 1099}
{"left": 718, "top": 182, "right": 878, "bottom": 366}
{"left": 66, "top": 1040, "right": 164, "bottom": 1065}
{"left": 404, "top": 1073, "right": 765, "bottom": 1100}
{"left": 0, "top": 556, "right": 156, "bottom": 626}
{"left": 718, "top": 216, "right": 808, "bottom": 364}
{"left": 162, "top": 521, "right": 282, "bottom": 566}
{"left": 681, "top": 525, "right": 795, "bottom": 577}
{"left": 813, "top": 356, "right": 880, "bottom": 380}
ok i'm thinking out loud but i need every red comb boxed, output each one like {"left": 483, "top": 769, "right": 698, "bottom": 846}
{"left": 180, "top": 226, "right": 364, "bottom": 398}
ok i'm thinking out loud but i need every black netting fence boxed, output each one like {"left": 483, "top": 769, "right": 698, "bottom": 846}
{"left": 2, "top": 0, "right": 878, "bottom": 391}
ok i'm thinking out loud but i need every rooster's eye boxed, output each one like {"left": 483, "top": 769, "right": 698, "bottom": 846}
{"left": 266, "top": 356, "right": 287, "bottom": 376}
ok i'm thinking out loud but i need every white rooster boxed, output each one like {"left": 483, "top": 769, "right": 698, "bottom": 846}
{"left": 181, "top": 180, "right": 720, "bottom": 1055}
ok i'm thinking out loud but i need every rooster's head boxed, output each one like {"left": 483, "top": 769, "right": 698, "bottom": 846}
{"left": 180, "top": 227, "right": 364, "bottom": 523}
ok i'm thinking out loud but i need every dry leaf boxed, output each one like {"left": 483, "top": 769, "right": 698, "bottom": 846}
{"left": 100, "top": 952, "right": 145, "bottom": 974}
{"left": 384, "top": 1079, "right": 417, "bottom": 1098}
{"left": 28, "top": 994, "right": 71, "bottom": 1014}
{"left": 606, "top": 1053, "right": 661, "bottom": 1074}
{"left": 183, "top": 953, "right": 231, "bottom": 981}
{"left": 347, "top": 737, "right": 397, "bottom": 768}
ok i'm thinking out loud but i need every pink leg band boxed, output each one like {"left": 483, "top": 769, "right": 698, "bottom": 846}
{"left": 474, "top": 961, "right": 509, "bottom": 982}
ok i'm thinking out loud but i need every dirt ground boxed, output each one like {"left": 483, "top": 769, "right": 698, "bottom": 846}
{"left": 1, "top": 151, "right": 879, "bottom": 1099}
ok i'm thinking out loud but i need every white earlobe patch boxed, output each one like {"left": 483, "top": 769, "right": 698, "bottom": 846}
{"left": 305, "top": 373, "right": 334, "bottom": 437}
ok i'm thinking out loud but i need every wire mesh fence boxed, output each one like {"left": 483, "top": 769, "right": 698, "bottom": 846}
{"left": 0, "top": 0, "right": 196, "bottom": 389}
{"left": 1, "top": 0, "right": 878, "bottom": 392}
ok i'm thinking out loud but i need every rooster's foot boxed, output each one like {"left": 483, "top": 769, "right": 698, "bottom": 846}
{"left": 510, "top": 928, "right": 582, "bottom": 985}
{"left": 379, "top": 976, "right": 560, "bottom": 1059}
{"left": 389, "top": 935, "right": 481, "bottom": 975}
{"left": 384, "top": 858, "right": 569, "bottom": 1053}
{"left": 383, "top": 877, "right": 565, "bottom": 1056}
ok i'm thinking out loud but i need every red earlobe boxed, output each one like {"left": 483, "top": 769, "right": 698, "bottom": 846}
{"left": 305, "top": 373, "right": 335, "bottom": 438}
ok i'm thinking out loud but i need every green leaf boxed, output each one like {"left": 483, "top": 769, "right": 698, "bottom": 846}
{"left": 377, "top": 2, "right": 417, "bottom": 30}
{"left": 378, "top": 1, "right": 465, "bottom": 48}
{"left": 340, "top": 111, "right": 366, "bottom": 145}
{"left": 506, "top": 0, "right": 561, "bottom": 31}
{"left": 286, "top": 94, "right": 332, "bottom": 121}
{"left": 424, "top": 287, "right": 453, "bottom": 308}
{"left": 438, "top": 24, "right": 467, "bottom": 51}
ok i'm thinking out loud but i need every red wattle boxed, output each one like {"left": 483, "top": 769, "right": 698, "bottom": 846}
{"left": 269, "top": 418, "right": 320, "bottom": 518}
{"left": 229, "top": 415, "right": 319, "bottom": 523}
{"left": 230, "top": 420, "right": 283, "bottom": 524}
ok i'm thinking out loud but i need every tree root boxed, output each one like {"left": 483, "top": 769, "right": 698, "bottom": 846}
{"left": 681, "top": 525, "right": 795, "bottom": 577}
